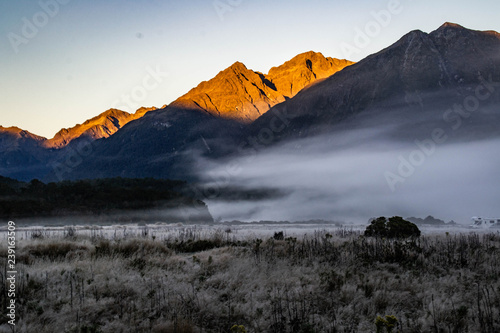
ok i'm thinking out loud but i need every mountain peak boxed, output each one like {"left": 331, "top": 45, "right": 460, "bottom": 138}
{"left": 439, "top": 22, "right": 465, "bottom": 30}
{"left": 269, "top": 51, "right": 322, "bottom": 72}
{"left": 43, "top": 108, "right": 148, "bottom": 149}
{"left": 267, "top": 51, "right": 354, "bottom": 96}
{"left": 0, "top": 125, "right": 23, "bottom": 134}
{"left": 0, "top": 125, "right": 46, "bottom": 153}
{"left": 430, "top": 22, "right": 472, "bottom": 39}
{"left": 0, "top": 125, "right": 45, "bottom": 140}
{"left": 253, "top": 22, "right": 500, "bottom": 137}
{"left": 287, "top": 50, "right": 324, "bottom": 61}
{"left": 171, "top": 52, "right": 354, "bottom": 122}
{"left": 228, "top": 61, "right": 248, "bottom": 72}
{"left": 135, "top": 106, "right": 158, "bottom": 117}
{"left": 431, "top": 22, "right": 500, "bottom": 39}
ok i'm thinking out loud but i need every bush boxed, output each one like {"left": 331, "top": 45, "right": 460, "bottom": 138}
{"left": 365, "top": 216, "right": 420, "bottom": 238}
{"left": 24, "top": 241, "right": 91, "bottom": 261}
{"left": 170, "top": 239, "right": 221, "bottom": 253}
{"left": 375, "top": 315, "right": 398, "bottom": 333}
{"left": 273, "top": 231, "right": 284, "bottom": 240}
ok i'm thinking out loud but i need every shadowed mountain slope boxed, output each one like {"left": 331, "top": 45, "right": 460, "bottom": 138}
{"left": 248, "top": 23, "right": 500, "bottom": 142}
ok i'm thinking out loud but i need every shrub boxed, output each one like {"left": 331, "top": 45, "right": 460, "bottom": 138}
{"left": 170, "top": 239, "right": 221, "bottom": 253}
{"left": 230, "top": 325, "right": 247, "bottom": 333}
{"left": 24, "top": 241, "right": 90, "bottom": 261}
{"left": 273, "top": 231, "right": 284, "bottom": 240}
{"left": 365, "top": 216, "right": 420, "bottom": 238}
{"left": 375, "top": 315, "right": 398, "bottom": 333}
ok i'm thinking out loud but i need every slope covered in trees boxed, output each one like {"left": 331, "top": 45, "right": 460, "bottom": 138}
{"left": 0, "top": 177, "right": 212, "bottom": 222}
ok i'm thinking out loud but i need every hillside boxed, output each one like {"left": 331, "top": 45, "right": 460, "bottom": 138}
{"left": 249, "top": 23, "right": 500, "bottom": 141}
{"left": 0, "top": 177, "right": 213, "bottom": 222}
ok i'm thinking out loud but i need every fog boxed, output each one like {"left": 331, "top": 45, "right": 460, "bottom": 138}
{"left": 196, "top": 126, "right": 500, "bottom": 225}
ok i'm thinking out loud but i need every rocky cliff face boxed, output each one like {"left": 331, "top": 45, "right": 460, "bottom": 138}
{"left": 267, "top": 51, "right": 353, "bottom": 97}
{"left": 170, "top": 52, "right": 353, "bottom": 123}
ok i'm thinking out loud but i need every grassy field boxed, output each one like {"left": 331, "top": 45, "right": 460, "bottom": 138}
{"left": 1, "top": 227, "right": 499, "bottom": 332}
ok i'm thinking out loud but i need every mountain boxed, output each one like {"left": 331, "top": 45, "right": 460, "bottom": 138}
{"left": 46, "top": 106, "right": 243, "bottom": 181}
{"left": 42, "top": 52, "right": 353, "bottom": 181}
{"left": 1, "top": 52, "right": 351, "bottom": 181}
{"left": 170, "top": 51, "right": 353, "bottom": 122}
{"left": 0, "top": 126, "right": 50, "bottom": 180}
{"left": 267, "top": 51, "right": 352, "bottom": 97}
{"left": 5, "top": 23, "right": 500, "bottom": 183}
{"left": 248, "top": 23, "right": 500, "bottom": 141}
{"left": 43, "top": 107, "right": 159, "bottom": 149}
{"left": 0, "top": 126, "right": 46, "bottom": 149}
{"left": 406, "top": 216, "right": 446, "bottom": 225}
{"left": 0, "top": 107, "right": 160, "bottom": 180}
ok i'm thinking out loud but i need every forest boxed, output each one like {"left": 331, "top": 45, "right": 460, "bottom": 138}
{"left": 0, "top": 177, "right": 211, "bottom": 223}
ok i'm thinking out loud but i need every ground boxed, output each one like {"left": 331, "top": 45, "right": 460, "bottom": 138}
{"left": 0, "top": 224, "right": 499, "bottom": 332}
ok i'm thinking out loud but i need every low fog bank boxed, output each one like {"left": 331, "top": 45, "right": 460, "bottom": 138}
{"left": 196, "top": 127, "right": 500, "bottom": 225}
{"left": 7, "top": 206, "right": 213, "bottom": 228}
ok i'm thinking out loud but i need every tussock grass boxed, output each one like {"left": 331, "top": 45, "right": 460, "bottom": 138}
{"left": 1, "top": 229, "right": 499, "bottom": 332}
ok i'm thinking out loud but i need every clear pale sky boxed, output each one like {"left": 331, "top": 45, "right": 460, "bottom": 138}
{"left": 1, "top": 0, "right": 499, "bottom": 138}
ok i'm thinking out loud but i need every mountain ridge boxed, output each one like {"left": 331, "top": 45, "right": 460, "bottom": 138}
{"left": 247, "top": 22, "right": 500, "bottom": 141}
{"left": 43, "top": 106, "right": 160, "bottom": 149}
{"left": 2, "top": 23, "right": 500, "bottom": 182}
{"left": 170, "top": 51, "right": 354, "bottom": 122}
{"left": 65, "top": 22, "right": 500, "bottom": 182}
{"left": 3, "top": 52, "right": 352, "bottom": 151}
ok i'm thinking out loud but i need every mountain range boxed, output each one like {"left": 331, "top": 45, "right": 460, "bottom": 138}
{"left": 0, "top": 51, "right": 352, "bottom": 181}
{"left": 1, "top": 23, "right": 500, "bottom": 183}
{"left": 43, "top": 107, "right": 157, "bottom": 149}
{"left": 250, "top": 22, "right": 500, "bottom": 142}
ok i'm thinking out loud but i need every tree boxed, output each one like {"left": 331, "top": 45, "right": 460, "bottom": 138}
{"left": 365, "top": 217, "right": 387, "bottom": 237}
{"left": 387, "top": 216, "right": 421, "bottom": 238}
{"left": 365, "top": 216, "right": 420, "bottom": 238}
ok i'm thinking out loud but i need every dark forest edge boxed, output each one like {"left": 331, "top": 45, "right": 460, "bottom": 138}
{"left": 0, "top": 176, "right": 213, "bottom": 223}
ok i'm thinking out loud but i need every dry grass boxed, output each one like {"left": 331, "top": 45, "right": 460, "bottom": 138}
{"left": 1, "top": 229, "right": 499, "bottom": 332}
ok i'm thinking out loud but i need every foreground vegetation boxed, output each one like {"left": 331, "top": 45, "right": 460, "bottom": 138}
{"left": 1, "top": 228, "right": 499, "bottom": 332}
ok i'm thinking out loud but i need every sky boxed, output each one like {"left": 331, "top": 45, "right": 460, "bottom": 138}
{"left": 1, "top": 0, "right": 499, "bottom": 138}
